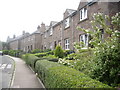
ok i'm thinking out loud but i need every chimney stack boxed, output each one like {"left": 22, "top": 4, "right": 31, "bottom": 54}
{"left": 37, "top": 25, "right": 40, "bottom": 30}
{"left": 23, "top": 30, "right": 25, "bottom": 35}
{"left": 13, "top": 35, "right": 16, "bottom": 38}
{"left": 41, "top": 22, "right": 46, "bottom": 33}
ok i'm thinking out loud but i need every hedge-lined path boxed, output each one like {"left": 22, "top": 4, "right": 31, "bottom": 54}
{"left": 8, "top": 56, "right": 45, "bottom": 88}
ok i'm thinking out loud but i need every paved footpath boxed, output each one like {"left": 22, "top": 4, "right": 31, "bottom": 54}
{"left": 9, "top": 56, "right": 45, "bottom": 88}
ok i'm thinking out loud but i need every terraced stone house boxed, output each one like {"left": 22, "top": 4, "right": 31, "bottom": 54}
{"left": 7, "top": 0, "right": 120, "bottom": 52}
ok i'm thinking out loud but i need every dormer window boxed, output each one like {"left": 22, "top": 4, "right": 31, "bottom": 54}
{"left": 80, "top": 7, "right": 87, "bottom": 21}
{"left": 64, "top": 17, "right": 70, "bottom": 29}
{"left": 50, "top": 28, "right": 53, "bottom": 36}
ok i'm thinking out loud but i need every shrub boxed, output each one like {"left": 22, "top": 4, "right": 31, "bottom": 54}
{"left": 77, "top": 13, "right": 120, "bottom": 87}
{"left": 43, "top": 49, "right": 51, "bottom": 52}
{"left": 35, "top": 60, "right": 61, "bottom": 83}
{"left": 65, "top": 49, "right": 93, "bottom": 60}
{"left": 43, "top": 55, "right": 58, "bottom": 62}
{"left": 2, "top": 50, "right": 9, "bottom": 55}
{"left": 64, "top": 50, "right": 75, "bottom": 57}
{"left": 58, "top": 52, "right": 94, "bottom": 77}
{"left": 34, "top": 53, "right": 47, "bottom": 57}
{"left": 8, "top": 50, "right": 15, "bottom": 56}
{"left": 54, "top": 45, "right": 64, "bottom": 58}
{"left": 46, "top": 50, "right": 54, "bottom": 55}
{"left": 35, "top": 60, "right": 111, "bottom": 88}
{"left": 31, "top": 49, "right": 43, "bottom": 54}
{"left": 3, "top": 50, "right": 23, "bottom": 57}
{"left": 22, "top": 54, "right": 39, "bottom": 70}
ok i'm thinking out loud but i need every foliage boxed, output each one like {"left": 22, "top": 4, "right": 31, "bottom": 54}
{"left": 2, "top": 50, "right": 9, "bottom": 55}
{"left": 58, "top": 50, "right": 94, "bottom": 76}
{"left": 43, "top": 54, "right": 57, "bottom": 58}
{"left": 54, "top": 45, "right": 64, "bottom": 58}
{"left": 30, "top": 49, "right": 43, "bottom": 54}
{"left": 34, "top": 52, "right": 47, "bottom": 57}
{"left": 2, "top": 50, "right": 23, "bottom": 57}
{"left": 77, "top": 13, "right": 120, "bottom": 87}
{"left": 22, "top": 54, "right": 39, "bottom": 70}
{"left": 43, "top": 49, "right": 51, "bottom": 52}
{"left": 46, "top": 50, "right": 54, "bottom": 55}
{"left": 35, "top": 60, "right": 111, "bottom": 88}
{"left": 64, "top": 49, "right": 92, "bottom": 60}
{"left": 32, "top": 49, "right": 54, "bottom": 58}
{"left": 64, "top": 50, "right": 75, "bottom": 57}
{"left": 43, "top": 55, "right": 58, "bottom": 62}
{"left": 30, "top": 49, "right": 52, "bottom": 54}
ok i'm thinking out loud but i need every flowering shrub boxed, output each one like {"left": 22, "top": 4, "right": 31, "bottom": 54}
{"left": 58, "top": 58, "right": 74, "bottom": 67}
{"left": 58, "top": 52, "right": 94, "bottom": 76}
{"left": 77, "top": 13, "right": 120, "bottom": 87}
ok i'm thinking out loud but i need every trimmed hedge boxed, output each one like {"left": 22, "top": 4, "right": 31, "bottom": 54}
{"left": 33, "top": 50, "right": 54, "bottom": 58}
{"left": 35, "top": 60, "right": 111, "bottom": 88}
{"left": 22, "top": 54, "right": 58, "bottom": 72}
{"left": 35, "top": 60, "right": 61, "bottom": 83}
{"left": 22, "top": 54, "right": 40, "bottom": 70}
{"left": 3, "top": 50, "right": 22, "bottom": 57}
{"left": 34, "top": 53, "right": 47, "bottom": 57}
{"left": 22, "top": 54, "right": 111, "bottom": 88}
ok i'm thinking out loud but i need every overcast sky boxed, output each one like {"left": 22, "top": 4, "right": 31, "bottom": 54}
{"left": 0, "top": 0, "right": 80, "bottom": 42}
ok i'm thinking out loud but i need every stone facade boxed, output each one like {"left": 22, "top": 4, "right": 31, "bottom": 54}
{"left": 7, "top": 0, "right": 120, "bottom": 52}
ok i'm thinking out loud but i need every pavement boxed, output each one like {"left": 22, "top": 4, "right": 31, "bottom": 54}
{"left": 8, "top": 56, "right": 45, "bottom": 88}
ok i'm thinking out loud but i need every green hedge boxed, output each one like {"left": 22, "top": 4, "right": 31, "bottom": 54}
{"left": 22, "top": 54, "right": 58, "bottom": 72}
{"left": 34, "top": 53, "right": 47, "bottom": 57}
{"left": 2, "top": 50, "right": 23, "bottom": 57}
{"left": 22, "top": 54, "right": 40, "bottom": 70}
{"left": 30, "top": 49, "right": 43, "bottom": 54}
{"left": 35, "top": 60, "right": 111, "bottom": 88}
{"left": 22, "top": 54, "right": 111, "bottom": 88}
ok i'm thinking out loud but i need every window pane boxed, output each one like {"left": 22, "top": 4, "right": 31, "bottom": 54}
{"left": 80, "top": 7, "right": 87, "bottom": 21}
{"left": 84, "top": 8, "right": 87, "bottom": 18}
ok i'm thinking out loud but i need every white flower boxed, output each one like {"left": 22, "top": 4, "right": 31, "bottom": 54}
{"left": 67, "top": 63, "right": 70, "bottom": 65}
{"left": 74, "top": 62, "right": 76, "bottom": 64}
{"left": 111, "top": 45, "right": 115, "bottom": 48}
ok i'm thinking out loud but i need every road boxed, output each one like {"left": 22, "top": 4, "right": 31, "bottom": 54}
{"left": 0, "top": 55, "right": 14, "bottom": 89}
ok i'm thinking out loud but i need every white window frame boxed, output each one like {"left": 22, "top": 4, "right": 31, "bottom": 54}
{"left": 79, "top": 34, "right": 89, "bottom": 49}
{"left": 65, "top": 39, "right": 70, "bottom": 50}
{"left": 50, "top": 28, "right": 53, "bottom": 36}
{"left": 65, "top": 18, "right": 70, "bottom": 28}
{"left": 80, "top": 7, "right": 87, "bottom": 21}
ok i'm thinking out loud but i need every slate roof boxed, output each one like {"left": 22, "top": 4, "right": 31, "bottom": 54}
{"left": 66, "top": 9, "right": 77, "bottom": 16}
{"left": 50, "top": 21, "right": 58, "bottom": 27}
{"left": 7, "top": 33, "right": 30, "bottom": 43}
